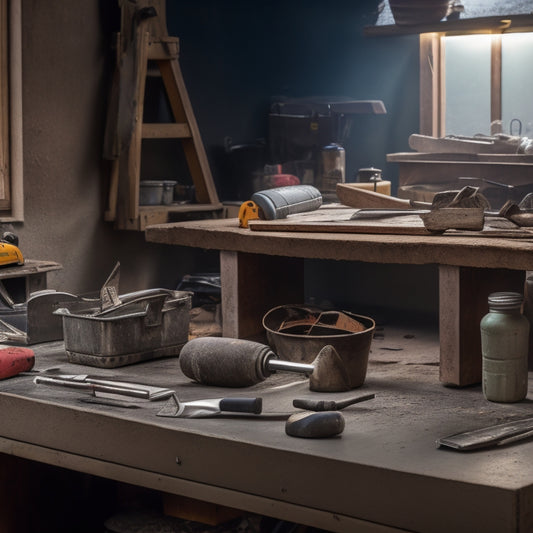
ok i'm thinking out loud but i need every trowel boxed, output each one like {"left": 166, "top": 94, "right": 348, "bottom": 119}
{"left": 157, "top": 393, "right": 263, "bottom": 418}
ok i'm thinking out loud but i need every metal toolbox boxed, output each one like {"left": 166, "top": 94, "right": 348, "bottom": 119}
{"left": 54, "top": 289, "right": 191, "bottom": 368}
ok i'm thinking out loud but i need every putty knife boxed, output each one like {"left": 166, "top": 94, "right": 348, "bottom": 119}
{"left": 437, "top": 417, "right": 533, "bottom": 451}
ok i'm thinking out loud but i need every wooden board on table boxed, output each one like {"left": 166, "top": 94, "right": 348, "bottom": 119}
{"left": 409, "top": 134, "right": 521, "bottom": 154}
{"left": 248, "top": 207, "right": 433, "bottom": 235}
{"left": 247, "top": 207, "right": 533, "bottom": 238}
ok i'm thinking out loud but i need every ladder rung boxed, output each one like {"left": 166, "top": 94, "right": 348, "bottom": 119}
{"left": 147, "top": 39, "right": 179, "bottom": 60}
{"left": 142, "top": 123, "right": 192, "bottom": 139}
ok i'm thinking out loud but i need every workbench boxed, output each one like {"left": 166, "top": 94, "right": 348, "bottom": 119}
{"left": 0, "top": 259, "right": 62, "bottom": 302}
{"left": 145, "top": 217, "right": 532, "bottom": 386}
{"left": 1, "top": 325, "right": 533, "bottom": 532}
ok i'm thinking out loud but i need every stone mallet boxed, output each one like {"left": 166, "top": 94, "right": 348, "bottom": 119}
{"left": 179, "top": 337, "right": 352, "bottom": 392}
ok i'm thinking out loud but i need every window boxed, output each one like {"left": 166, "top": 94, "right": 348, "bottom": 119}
{"left": 0, "top": 0, "right": 22, "bottom": 221}
{"left": 420, "top": 29, "right": 533, "bottom": 139}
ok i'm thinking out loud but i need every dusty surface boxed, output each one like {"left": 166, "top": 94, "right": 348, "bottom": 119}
{"left": 1, "top": 323, "right": 533, "bottom": 532}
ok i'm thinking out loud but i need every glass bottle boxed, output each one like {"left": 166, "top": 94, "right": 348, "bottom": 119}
{"left": 480, "top": 292, "right": 530, "bottom": 402}
{"left": 319, "top": 143, "right": 345, "bottom": 203}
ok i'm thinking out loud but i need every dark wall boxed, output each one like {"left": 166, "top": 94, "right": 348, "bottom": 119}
{"left": 166, "top": 0, "right": 420, "bottom": 199}
{"left": 164, "top": 1, "right": 437, "bottom": 317}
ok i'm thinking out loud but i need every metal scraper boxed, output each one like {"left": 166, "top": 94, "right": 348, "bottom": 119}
{"left": 157, "top": 393, "right": 262, "bottom": 418}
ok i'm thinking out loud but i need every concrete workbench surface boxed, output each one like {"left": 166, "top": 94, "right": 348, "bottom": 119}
{"left": 0, "top": 322, "right": 533, "bottom": 532}
{"left": 145, "top": 218, "right": 533, "bottom": 271}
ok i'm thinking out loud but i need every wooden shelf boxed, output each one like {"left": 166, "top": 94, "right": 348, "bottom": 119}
{"left": 365, "top": 14, "right": 533, "bottom": 37}
{"left": 104, "top": 1, "right": 220, "bottom": 232}
{"left": 121, "top": 202, "right": 224, "bottom": 231}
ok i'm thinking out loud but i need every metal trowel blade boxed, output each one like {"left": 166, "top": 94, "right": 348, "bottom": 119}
{"left": 157, "top": 393, "right": 184, "bottom": 417}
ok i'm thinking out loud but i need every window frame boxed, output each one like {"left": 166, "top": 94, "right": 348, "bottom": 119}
{"left": 419, "top": 27, "right": 533, "bottom": 138}
{"left": 0, "top": 0, "right": 22, "bottom": 221}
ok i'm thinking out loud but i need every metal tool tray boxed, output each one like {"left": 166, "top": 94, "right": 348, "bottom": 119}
{"left": 54, "top": 289, "right": 191, "bottom": 368}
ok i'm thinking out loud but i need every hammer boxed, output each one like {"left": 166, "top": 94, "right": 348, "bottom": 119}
{"left": 179, "top": 337, "right": 353, "bottom": 392}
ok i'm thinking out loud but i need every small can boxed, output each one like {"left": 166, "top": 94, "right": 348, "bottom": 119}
{"left": 480, "top": 292, "right": 530, "bottom": 402}
{"left": 319, "top": 143, "right": 345, "bottom": 203}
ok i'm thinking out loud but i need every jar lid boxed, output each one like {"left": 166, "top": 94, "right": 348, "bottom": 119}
{"left": 322, "top": 143, "right": 344, "bottom": 152}
{"left": 357, "top": 167, "right": 383, "bottom": 183}
{"left": 488, "top": 291, "right": 523, "bottom": 310}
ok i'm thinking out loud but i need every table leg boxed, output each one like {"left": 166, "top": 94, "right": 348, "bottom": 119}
{"left": 220, "top": 251, "right": 304, "bottom": 339}
{"left": 439, "top": 265, "right": 525, "bottom": 386}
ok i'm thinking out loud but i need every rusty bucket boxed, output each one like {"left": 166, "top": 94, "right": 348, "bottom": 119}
{"left": 262, "top": 304, "right": 375, "bottom": 389}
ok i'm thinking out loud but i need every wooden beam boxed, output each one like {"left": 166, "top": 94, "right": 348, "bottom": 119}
{"left": 419, "top": 33, "right": 444, "bottom": 137}
{"left": 142, "top": 122, "right": 191, "bottom": 139}
{"left": 158, "top": 59, "right": 219, "bottom": 205}
{"left": 220, "top": 251, "right": 304, "bottom": 339}
{"left": 439, "top": 265, "right": 525, "bottom": 386}
{"left": 0, "top": 0, "right": 8, "bottom": 203}
{"left": 490, "top": 34, "right": 502, "bottom": 130}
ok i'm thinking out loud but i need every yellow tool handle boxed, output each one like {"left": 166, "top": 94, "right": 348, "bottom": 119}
{"left": 238, "top": 200, "right": 260, "bottom": 228}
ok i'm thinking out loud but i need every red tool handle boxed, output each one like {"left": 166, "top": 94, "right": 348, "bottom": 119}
{"left": 0, "top": 347, "right": 35, "bottom": 379}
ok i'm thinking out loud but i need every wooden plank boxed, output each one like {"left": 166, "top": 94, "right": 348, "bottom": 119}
{"left": 389, "top": 152, "right": 533, "bottom": 164}
{"left": 104, "top": 159, "right": 119, "bottom": 222}
{"left": 408, "top": 134, "right": 520, "bottom": 154}
{"left": 394, "top": 159, "right": 533, "bottom": 188}
{"left": 158, "top": 58, "right": 219, "bottom": 205}
{"left": 247, "top": 208, "right": 533, "bottom": 238}
{"left": 147, "top": 37, "right": 179, "bottom": 60}
{"left": 115, "top": 27, "right": 150, "bottom": 228}
{"left": 0, "top": 0, "right": 8, "bottom": 202}
{"left": 142, "top": 122, "right": 191, "bottom": 138}
{"left": 337, "top": 183, "right": 422, "bottom": 209}
{"left": 220, "top": 251, "right": 304, "bottom": 339}
{"left": 439, "top": 266, "right": 526, "bottom": 386}
{"left": 491, "top": 35, "right": 502, "bottom": 129}
{"left": 7, "top": 0, "right": 22, "bottom": 219}
{"left": 419, "top": 33, "right": 444, "bottom": 137}
{"left": 364, "top": 14, "right": 530, "bottom": 36}
{"left": 248, "top": 208, "right": 433, "bottom": 235}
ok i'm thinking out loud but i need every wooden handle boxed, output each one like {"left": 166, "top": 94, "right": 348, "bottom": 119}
{"left": 336, "top": 183, "right": 427, "bottom": 209}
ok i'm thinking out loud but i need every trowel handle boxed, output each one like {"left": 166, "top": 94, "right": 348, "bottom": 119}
{"left": 219, "top": 397, "right": 263, "bottom": 415}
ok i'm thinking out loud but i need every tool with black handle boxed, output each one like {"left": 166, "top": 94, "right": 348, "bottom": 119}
{"left": 157, "top": 393, "right": 263, "bottom": 418}
{"left": 293, "top": 393, "right": 375, "bottom": 411}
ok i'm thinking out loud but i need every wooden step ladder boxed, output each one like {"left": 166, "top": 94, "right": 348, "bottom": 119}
{"left": 104, "top": 0, "right": 222, "bottom": 231}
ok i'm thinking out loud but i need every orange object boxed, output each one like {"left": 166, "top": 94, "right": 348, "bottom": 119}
{"left": 238, "top": 200, "right": 260, "bottom": 228}
{"left": 0, "top": 347, "right": 35, "bottom": 379}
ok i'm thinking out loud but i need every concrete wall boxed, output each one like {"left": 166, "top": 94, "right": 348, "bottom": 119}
{"left": 16, "top": 0, "right": 218, "bottom": 295}
{"left": 11, "top": 0, "right": 436, "bottom": 315}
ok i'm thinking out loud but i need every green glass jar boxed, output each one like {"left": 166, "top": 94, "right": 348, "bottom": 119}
{"left": 480, "top": 292, "right": 530, "bottom": 402}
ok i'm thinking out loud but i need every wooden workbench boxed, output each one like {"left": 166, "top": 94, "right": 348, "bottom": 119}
{"left": 0, "top": 259, "right": 62, "bottom": 302}
{"left": 145, "top": 217, "right": 531, "bottom": 386}
{"left": 1, "top": 326, "right": 533, "bottom": 532}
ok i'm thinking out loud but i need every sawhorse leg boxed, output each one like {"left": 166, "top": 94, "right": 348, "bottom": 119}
{"left": 439, "top": 265, "right": 526, "bottom": 386}
{"left": 220, "top": 251, "right": 304, "bottom": 339}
